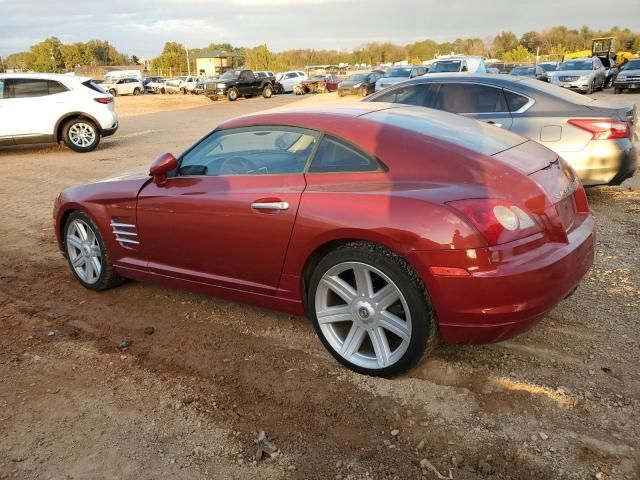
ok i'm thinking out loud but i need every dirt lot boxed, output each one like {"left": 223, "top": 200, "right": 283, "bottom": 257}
{"left": 0, "top": 91, "right": 639, "bottom": 480}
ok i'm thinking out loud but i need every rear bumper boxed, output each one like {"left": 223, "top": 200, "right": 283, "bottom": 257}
{"left": 101, "top": 122, "right": 119, "bottom": 138}
{"left": 559, "top": 138, "right": 637, "bottom": 186}
{"left": 408, "top": 214, "right": 595, "bottom": 344}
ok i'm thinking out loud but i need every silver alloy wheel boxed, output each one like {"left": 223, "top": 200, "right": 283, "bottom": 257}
{"left": 315, "top": 261, "right": 412, "bottom": 370}
{"left": 66, "top": 219, "right": 102, "bottom": 284}
{"left": 68, "top": 123, "right": 96, "bottom": 148}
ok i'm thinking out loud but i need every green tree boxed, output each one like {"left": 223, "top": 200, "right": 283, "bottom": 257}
{"left": 520, "top": 31, "right": 542, "bottom": 52}
{"left": 151, "top": 41, "right": 188, "bottom": 75}
{"left": 29, "top": 37, "right": 64, "bottom": 72}
{"left": 5, "top": 51, "right": 34, "bottom": 71}
{"left": 502, "top": 45, "right": 535, "bottom": 63}
{"left": 60, "top": 44, "right": 83, "bottom": 71}
{"left": 492, "top": 31, "right": 519, "bottom": 56}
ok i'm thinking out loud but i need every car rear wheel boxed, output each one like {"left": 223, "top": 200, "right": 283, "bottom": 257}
{"left": 108, "top": 89, "right": 117, "bottom": 96}
{"left": 361, "top": 86, "right": 369, "bottom": 97}
{"left": 308, "top": 242, "right": 436, "bottom": 377}
{"left": 262, "top": 85, "right": 273, "bottom": 98}
{"left": 133, "top": 87, "right": 141, "bottom": 96}
{"left": 63, "top": 211, "right": 123, "bottom": 291}
{"left": 62, "top": 118, "right": 100, "bottom": 153}
{"left": 227, "top": 88, "right": 239, "bottom": 101}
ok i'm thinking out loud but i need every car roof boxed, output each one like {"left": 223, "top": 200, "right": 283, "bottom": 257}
{"left": 0, "top": 72, "right": 89, "bottom": 83}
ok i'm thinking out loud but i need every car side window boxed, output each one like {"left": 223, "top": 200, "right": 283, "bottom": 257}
{"left": 47, "top": 80, "right": 68, "bottom": 94}
{"left": 285, "top": 72, "right": 297, "bottom": 79}
{"left": 5, "top": 79, "right": 50, "bottom": 98}
{"left": 178, "top": 126, "right": 319, "bottom": 176}
{"left": 0, "top": 80, "right": 4, "bottom": 99}
{"left": 371, "top": 84, "right": 432, "bottom": 107}
{"left": 434, "top": 84, "right": 508, "bottom": 113}
{"left": 504, "top": 90, "right": 530, "bottom": 112}
{"left": 308, "top": 136, "right": 380, "bottom": 173}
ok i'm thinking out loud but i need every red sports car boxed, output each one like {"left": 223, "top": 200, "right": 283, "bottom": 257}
{"left": 54, "top": 103, "right": 595, "bottom": 376}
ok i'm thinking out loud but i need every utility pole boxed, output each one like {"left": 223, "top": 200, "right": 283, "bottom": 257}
{"left": 185, "top": 45, "right": 191, "bottom": 76}
{"left": 0, "top": 55, "right": 5, "bottom": 73}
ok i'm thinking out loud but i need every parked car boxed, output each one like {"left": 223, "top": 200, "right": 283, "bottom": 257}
{"left": 337, "top": 72, "right": 383, "bottom": 97}
{"left": 54, "top": 103, "right": 594, "bottom": 376}
{"left": 101, "top": 77, "right": 143, "bottom": 96}
{"left": 613, "top": 59, "right": 640, "bottom": 94}
{"left": 164, "top": 76, "right": 200, "bottom": 94}
{"left": 211, "top": 69, "right": 274, "bottom": 101}
{"left": 428, "top": 57, "right": 487, "bottom": 74}
{"left": 142, "top": 76, "right": 163, "bottom": 93}
{"left": 193, "top": 76, "right": 218, "bottom": 95}
{"left": 274, "top": 71, "right": 308, "bottom": 93}
{"left": 374, "top": 66, "right": 426, "bottom": 92}
{"left": 538, "top": 62, "right": 560, "bottom": 73}
{"left": 365, "top": 74, "right": 637, "bottom": 185}
{"left": 146, "top": 78, "right": 168, "bottom": 94}
{"left": 509, "top": 65, "right": 549, "bottom": 82}
{"left": 300, "top": 74, "right": 340, "bottom": 93}
{"left": 0, "top": 73, "right": 118, "bottom": 152}
{"left": 550, "top": 57, "right": 606, "bottom": 94}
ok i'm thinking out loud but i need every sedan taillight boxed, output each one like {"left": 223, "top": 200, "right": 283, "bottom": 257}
{"left": 94, "top": 97, "right": 113, "bottom": 105}
{"left": 447, "top": 199, "right": 541, "bottom": 246}
{"left": 568, "top": 118, "right": 630, "bottom": 140}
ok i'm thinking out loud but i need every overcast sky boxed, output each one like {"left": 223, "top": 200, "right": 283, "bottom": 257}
{"left": 0, "top": 0, "right": 637, "bottom": 58}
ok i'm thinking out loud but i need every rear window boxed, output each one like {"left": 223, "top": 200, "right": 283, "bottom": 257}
{"left": 504, "top": 90, "right": 530, "bottom": 112}
{"left": 309, "top": 137, "right": 380, "bottom": 173}
{"left": 83, "top": 80, "right": 107, "bottom": 94}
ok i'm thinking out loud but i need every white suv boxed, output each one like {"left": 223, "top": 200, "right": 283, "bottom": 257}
{"left": 0, "top": 73, "right": 118, "bottom": 152}
{"left": 275, "top": 71, "right": 307, "bottom": 93}
{"left": 100, "top": 77, "right": 144, "bottom": 96}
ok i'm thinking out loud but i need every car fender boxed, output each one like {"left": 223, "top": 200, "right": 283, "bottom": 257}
{"left": 54, "top": 111, "right": 103, "bottom": 140}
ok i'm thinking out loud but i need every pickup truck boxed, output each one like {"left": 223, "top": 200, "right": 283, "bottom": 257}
{"left": 206, "top": 69, "right": 274, "bottom": 101}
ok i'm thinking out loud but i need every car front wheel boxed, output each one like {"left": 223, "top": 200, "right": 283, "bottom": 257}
{"left": 262, "top": 85, "right": 273, "bottom": 98}
{"left": 227, "top": 88, "right": 239, "bottom": 101}
{"left": 63, "top": 211, "right": 123, "bottom": 291}
{"left": 308, "top": 242, "right": 437, "bottom": 377}
{"left": 62, "top": 118, "right": 101, "bottom": 153}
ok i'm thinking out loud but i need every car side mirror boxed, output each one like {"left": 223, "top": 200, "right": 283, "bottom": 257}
{"left": 149, "top": 152, "right": 177, "bottom": 185}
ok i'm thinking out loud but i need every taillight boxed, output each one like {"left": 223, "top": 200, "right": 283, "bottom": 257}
{"left": 573, "top": 185, "right": 590, "bottom": 213}
{"left": 447, "top": 199, "right": 541, "bottom": 246}
{"left": 568, "top": 118, "right": 630, "bottom": 140}
{"left": 94, "top": 97, "right": 113, "bottom": 104}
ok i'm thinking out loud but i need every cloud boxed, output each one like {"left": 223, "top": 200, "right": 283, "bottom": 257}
{"left": 0, "top": 0, "right": 638, "bottom": 57}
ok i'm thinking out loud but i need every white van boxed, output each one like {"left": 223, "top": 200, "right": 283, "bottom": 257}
{"left": 428, "top": 56, "right": 487, "bottom": 74}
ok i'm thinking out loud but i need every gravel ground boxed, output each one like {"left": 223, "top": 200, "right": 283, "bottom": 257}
{"left": 0, "top": 91, "right": 638, "bottom": 480}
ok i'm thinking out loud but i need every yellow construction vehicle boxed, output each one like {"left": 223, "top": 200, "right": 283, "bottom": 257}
{"left": 563, "top": 37, "right": 638, "bottom": 67}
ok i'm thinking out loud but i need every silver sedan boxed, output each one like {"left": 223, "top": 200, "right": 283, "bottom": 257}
{"left": 365, "top": 73, "right": 637, "bottom": 186}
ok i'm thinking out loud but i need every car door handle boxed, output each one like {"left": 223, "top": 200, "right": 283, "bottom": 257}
{"left": 487, "top": 121, "right": 503, "bottom": 128}
{"left": 251, "top": 201, "right": 289, "bottom": 211}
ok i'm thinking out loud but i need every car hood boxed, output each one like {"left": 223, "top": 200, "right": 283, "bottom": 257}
{"left": 379, "top": 77, "right": 408, "bottom": 84}
{"left": 557, "top": 70, "right": 592, "bottom": 76}
{"left": 95, "top": 165, "right": 151, "bottom": 183}
{"left": 341, "top": 80, "right": 364, "bottom": 87}
{"left": 619, "top": 69, "right": 640, "bottom": 76}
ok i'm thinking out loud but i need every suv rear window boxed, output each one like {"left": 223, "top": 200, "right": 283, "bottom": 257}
{"left": 83, "top": 80, "right": 107, "bottom": 94}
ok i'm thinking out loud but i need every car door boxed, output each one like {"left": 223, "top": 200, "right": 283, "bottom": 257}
{"left": 432, "top": 83, "right": 514, "bottom": 129}
{"left": 136, "top": 125, "right": 320, "bottom": 295}
{"left": 238, "top": 70, "right": 258, "bottom": 96}
{"left": 2, "top": 78, "right": 72, "bottom": 140}
{"left": 0, "top": 79, "right": 15, "bottom": 145}
{"left": 282, "top": 72, "right": 299, "bottom": 92}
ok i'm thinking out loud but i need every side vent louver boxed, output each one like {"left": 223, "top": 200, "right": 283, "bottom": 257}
{"left": 110, "top": 220, "right": 140, "bottom": 246}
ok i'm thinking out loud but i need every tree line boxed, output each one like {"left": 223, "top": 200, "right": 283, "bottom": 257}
{"left": 3, "top": 25, "right": 639, "bottom": 75}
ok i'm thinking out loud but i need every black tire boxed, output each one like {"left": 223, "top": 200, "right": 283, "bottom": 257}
{"left": 133, "top": 87, "right": 141, "bottom": 96}
{"left": 227, "top": 88, "right": 239, "bottom": 101}
{"left": 160, "top": 87, "right": 166, "bottom": 94}
{"left": 361, "top": 87, "right": 369, "bottom": 97}
{"left": 262, "top": 84, "right": 273, "bottom": 98}
{"left": 307, "top": 241, "right": 437, "bottom": 377}
{"left": 181, "top": 87, "right": 187, "bottom": 95}
{"left": 62, "top": 118, "right": 101, "bottom": 153}
{"left": 63, "top": 211, "right": 124, "bottom": 291}
{"left": 108, "top": 89, "right": 117, "bottom": 96}
{"left": 614, "top": 87, "right": 622, "bottom": 94}
{"left": 337, "top": 90, "right": 344, "bottom": 97}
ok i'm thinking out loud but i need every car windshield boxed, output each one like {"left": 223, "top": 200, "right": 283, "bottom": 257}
{"left": 384, "top": 68, "right": 412, "bottom": 78}
{"left": 622, "top": 60, "right": 640, "bottom": 70}
{"left": 347, "top": 74, "right": 367, "bottom": 81}
{"left": 510, "top": 67, "right": 535, "bottom": 76}
{"left": 560, "top": 61, "right": 592, "bottom": 71}
{"left": 429, "top": 61, "right": 462, "bottom": 73}
{"left": 539, "top": 63, "right": 557, "bottom": 72}
{"left": 219, "top": 70, "right": 241, "bottom": 80}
